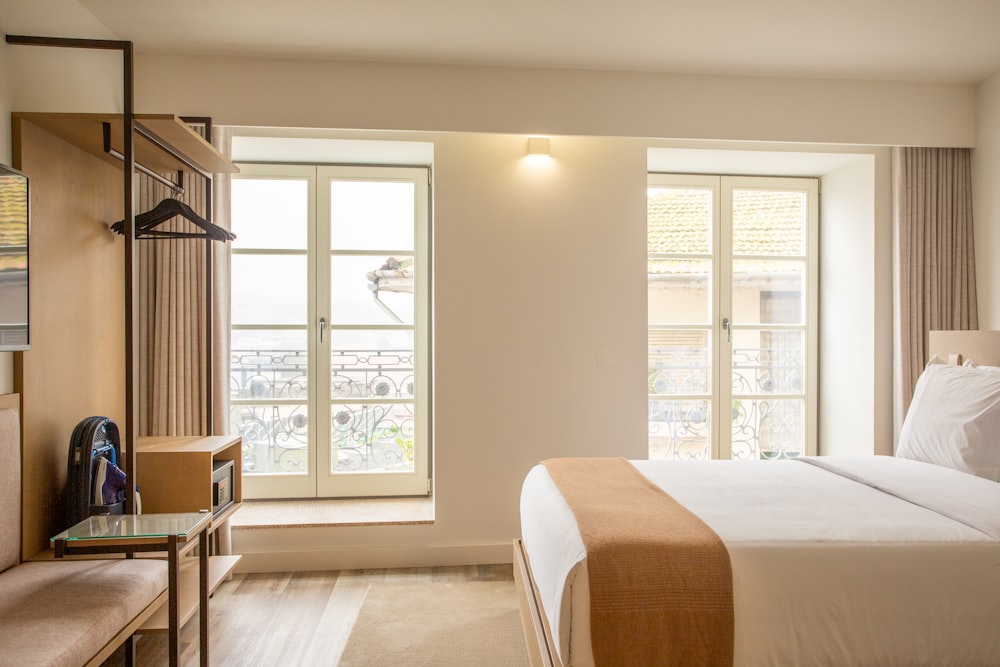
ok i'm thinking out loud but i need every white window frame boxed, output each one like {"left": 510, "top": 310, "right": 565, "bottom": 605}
{"left": 232, "top": 162, "right": 431, "bottom": 498}
{"left": 647, "top": 173, "right": 818, "bottom": 460}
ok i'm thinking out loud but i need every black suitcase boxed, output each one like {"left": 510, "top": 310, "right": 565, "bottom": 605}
{"left": 65, "top": 416, "right": 126, "bottom": 528}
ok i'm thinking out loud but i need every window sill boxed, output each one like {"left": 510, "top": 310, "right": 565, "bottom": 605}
{"left": 230, "top": 496, "right": 434, "bottom": 529}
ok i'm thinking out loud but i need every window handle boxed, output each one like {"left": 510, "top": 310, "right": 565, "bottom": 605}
{"left": 319, "top": 317, "right": 326, "bottom": 344}
{"left": 722, "top": 317, "right": 731, "bottom": 343}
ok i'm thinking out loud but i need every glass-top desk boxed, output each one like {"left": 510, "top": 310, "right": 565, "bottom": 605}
{"left": 52, "top": 512, "right": 213, "bottom": 666}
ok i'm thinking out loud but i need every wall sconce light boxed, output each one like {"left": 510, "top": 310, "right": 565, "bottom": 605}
{"left": 527, "top": 137, "right": 551, "bottom": 156}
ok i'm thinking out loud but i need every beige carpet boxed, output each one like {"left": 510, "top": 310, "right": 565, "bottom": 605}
{"left": 338, "top": 580, "right": 529, "bottom": 666}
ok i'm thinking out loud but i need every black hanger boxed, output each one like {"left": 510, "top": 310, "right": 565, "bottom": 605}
{"left": 111, "top": 198, "right": 236, "bottom": 242}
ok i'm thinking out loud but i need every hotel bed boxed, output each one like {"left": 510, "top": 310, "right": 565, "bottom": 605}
{"left": 514, "top": 330, "right": 1000, "bottom": 666}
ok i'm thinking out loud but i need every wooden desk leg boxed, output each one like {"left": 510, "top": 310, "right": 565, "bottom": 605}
{"left": 200, "top": 528, "right": 210, "bottom": 666}
{"left": 168, "top": 534, "right": 180, "bottom": 667}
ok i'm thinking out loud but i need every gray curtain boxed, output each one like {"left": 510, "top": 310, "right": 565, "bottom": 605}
{"left": 136, "top": 124, "right": 232, "bottom": 437}
{"left": 894, "top": 147, "right": 977, "bottom": 426}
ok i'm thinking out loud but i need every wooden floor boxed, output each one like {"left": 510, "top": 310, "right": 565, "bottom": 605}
{"left": 105, "top": 564, "right": 514, "bottom": 666}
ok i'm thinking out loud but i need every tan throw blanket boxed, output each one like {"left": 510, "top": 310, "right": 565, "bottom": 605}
{"left": 542, "top": 457, "right": 734, "bottom": 666}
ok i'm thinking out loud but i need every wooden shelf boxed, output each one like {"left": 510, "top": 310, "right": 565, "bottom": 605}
{"left": 138, "top": 554, "right": 242, "bottom": 634}
{"left": 136, "top": 435, "right": 243, "bottom": 516}
{"left": 139, "top": 434, "right": 245, "bottom": 455}
{"left": 12, "top": 113, "right": 239, "bottom": 175}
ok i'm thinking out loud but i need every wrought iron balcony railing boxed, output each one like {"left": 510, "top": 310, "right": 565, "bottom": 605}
{"left": 230, "top": 348, "right": 415, "bottom": 475}
{"left": 647, "top": 345, "right": 805, "bottom": 462}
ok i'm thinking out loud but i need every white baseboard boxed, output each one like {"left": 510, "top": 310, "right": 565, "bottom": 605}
{"left": 233, "top": 542, "right": 513, "bottom": 573}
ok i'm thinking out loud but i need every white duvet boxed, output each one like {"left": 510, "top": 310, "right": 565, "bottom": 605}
{"left": 519, "top": 456, "right": 1000, "bottom": 666}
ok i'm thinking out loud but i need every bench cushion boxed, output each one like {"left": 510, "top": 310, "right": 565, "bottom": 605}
{"left": 0, "top": 407, "right": 20, "bottom": 572}
{"left": 0, "top": 558, "right": 167, "bottom": 667}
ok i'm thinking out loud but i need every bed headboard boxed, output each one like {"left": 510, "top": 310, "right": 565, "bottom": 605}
{"left": 928, "top": 330, "right": 1000, "bottom": 367}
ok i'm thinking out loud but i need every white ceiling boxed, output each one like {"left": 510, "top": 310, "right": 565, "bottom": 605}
{"left": 47, "top": 0, "right": 1000, "bottom": 84}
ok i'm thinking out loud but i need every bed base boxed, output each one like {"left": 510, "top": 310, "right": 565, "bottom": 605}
{"left": 513, "top": 538, "right": 564, "bottom": 667}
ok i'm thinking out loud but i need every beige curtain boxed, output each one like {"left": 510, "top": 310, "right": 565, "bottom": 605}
{"left": 137, "top": 124, "right": 232, "bottom": 436}
{"left": 895, "top": 147, "right": 977, "bottom": 425}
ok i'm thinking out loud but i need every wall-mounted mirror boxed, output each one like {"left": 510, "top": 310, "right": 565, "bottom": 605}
{"left": 0, "top": 163, "right": 29, "bottom": 351}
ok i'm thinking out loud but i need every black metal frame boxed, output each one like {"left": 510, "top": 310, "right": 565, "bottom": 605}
{"left": 4, "top": 35, "right": 223, "bottom": 503}
{"left": 4, "top": 33, "right": 141, "bottom": 518}
{"left": 52, "top": 521, "right": 211, "bottom": 667}
{"left": 5, "top": 38, "right": 222, "bottom": 667}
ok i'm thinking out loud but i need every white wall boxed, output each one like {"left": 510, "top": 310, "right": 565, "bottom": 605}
{"left": 133, "top": 54, "right": 954, "bottom": 569}
{"left": 819, "top": 154, "right": 895, "bottom": 455}
{"left": 0, "top": 1, "right": 122, "bottom": 114}
{"left": 237, "top": 131, "right": 650, "bottom": 570}
{"left": 131, "top": 54, "right": 975, "bottom": 147}
{"left": 2, "top": 42, "right": 983, "bottom": 569}
{"left": 975, "top": 73, "right": 1000, "bottom": 327}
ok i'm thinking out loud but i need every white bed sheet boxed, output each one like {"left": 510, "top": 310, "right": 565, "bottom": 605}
{"left": 519, "top": 456, "right": 1000, "bottom": 666}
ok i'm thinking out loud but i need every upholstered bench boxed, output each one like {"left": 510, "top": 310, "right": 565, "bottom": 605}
{"left": 0, "top": 399, "right": 169, "bottom": 667}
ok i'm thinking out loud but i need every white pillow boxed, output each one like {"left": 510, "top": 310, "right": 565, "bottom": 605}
{"left": 897, "top": 363, "right": 1000, "bottom": 481}
{"left": 963, "top": 359, "right": 1000, "bottom": 371}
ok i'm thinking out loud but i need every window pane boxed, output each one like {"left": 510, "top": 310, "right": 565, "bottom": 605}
{"left": 232, "top": 178, "right": 308, "bottom": 250}
{"left": 731, "top": 398, "right": 804, "bottom": 461}
{"left": 331, "top": 255, "right": 414, "bottom": 325}
{"left": 330, "top": 181, "right": 414, "bottom": 251}
{"left": 232, "top": 255, "right": 307, "bottom": 325}
{"left": 732, "top": 259, "right": 805, "bottom": 325}
{"left": 329, "top": 329, "right": 414, "bottom": 350}
{"left": 648, "top": 399, "right": 711, "bottom": 461}
{"left": 731, "top": 189, "right": 806, "bottom": 256}
{"left": 230, "top": 330, "right": 308, "bottom": 400}
{"left": 731, "top": 328, "right": 804, "bottom": 395}
{"left": 330, "top": 330, "right": 415, "bottom": 399}
{"left": 648, "top": 329, "right": 711, "bottom": 395}
{"left": 331, "top": 403, "right": 415, "bottom": 474}
{"left": 647, "top": 187, "right": 712, "bottom": 255}
{"left": 648, "top": 259, "right": 711, "bottom": 324}
{"left": 232, "top": 404, "right": 309, "bottom": 475}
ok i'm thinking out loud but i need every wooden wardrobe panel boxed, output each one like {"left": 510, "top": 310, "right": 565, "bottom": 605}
{"left": 12, "top": 117, "right": 126, "bottom": 558}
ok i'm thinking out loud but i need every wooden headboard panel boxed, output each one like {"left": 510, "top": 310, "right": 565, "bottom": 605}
{"left": 928, "top": 330, "right": 1000, "bottom": 366}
